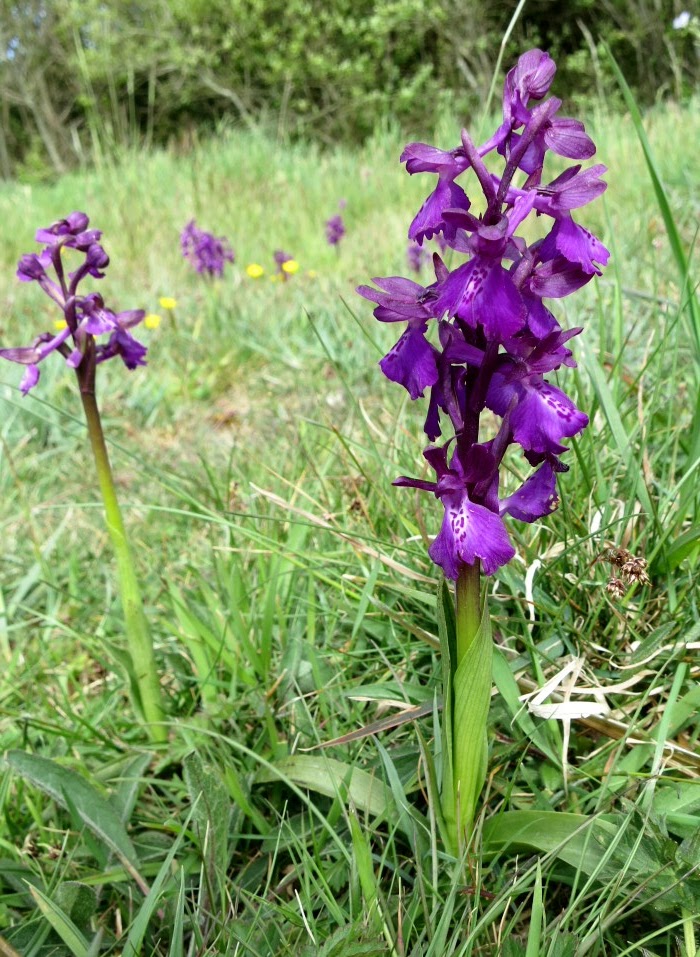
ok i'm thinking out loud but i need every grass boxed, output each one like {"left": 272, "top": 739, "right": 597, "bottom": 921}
{"left": 0, "top": 89, "right": 698, "bottom": 955}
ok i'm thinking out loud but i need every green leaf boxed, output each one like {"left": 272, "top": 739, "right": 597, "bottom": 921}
{"left": 108, "top": 751, "right": 153, "bottom": 825}
{"left": 5, "top": 751, "right": 144, "bottom": 887}
{"left": 167, "top": 869, "right": 186, "bottom": 957}
{"left": 655, "top": 524, "right": 700, "bottom": 573}
{"left": 0, "top": 934, "right": 23, "bottom": 957}
{"left": 583, "top": 349, "right": 656, "bottom": 528}
{"left": 255, "top": 755, "right": 391, "bottom": 818}
{"left": 27, "top": 884, "right": 90, "bottom": 957}
{"left": 449, "top": 595, "right": 492, "bottom": 841}
{"left": 348, "top": 811, "right": 381, "bottom": 933}
{"left": 53, "top": 882, "right": 97, "bottom": 929}
{"left": 182, "top": 751, "right": 231, "bottom": 901}
{"left": 482, "top": 810, "right": 616, "bottom": 875}
{"left": 525, "top": 862, "right": 543, "bottom": 957}
{"left": 653, "top": 782, "right": 700, "bottom": 820}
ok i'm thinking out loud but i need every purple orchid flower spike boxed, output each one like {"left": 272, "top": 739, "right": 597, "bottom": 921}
{"left": 0, "top": 212, "right": 148, "bottom": 395}
{"left": 181, "top": 219, "right": 234, "bottom": 277}
{"left": 357, "top": 48, "right": 608, "bottom": 581}
{"left": 325, "top": 213, "right": 346, "bottom": 247}
{"left": 1, "top": 211, "right": 166, "bottom": 743}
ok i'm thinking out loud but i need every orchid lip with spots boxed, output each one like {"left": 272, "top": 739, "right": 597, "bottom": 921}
{"left": 357, "top": 48, "right": 608, "bottom": 580}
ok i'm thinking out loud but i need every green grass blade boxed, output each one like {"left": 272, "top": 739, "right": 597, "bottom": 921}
{"left": 122, "top": 804, "right": 195, "bottom": 955}
{"left": 604, "top": 46, "right": 700, "bottom": 363}
{"left": 525, "top": 862, "right": 544, "bottom": 957}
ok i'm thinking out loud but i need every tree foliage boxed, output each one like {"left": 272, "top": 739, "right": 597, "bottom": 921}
{"left": 0, "top": 0, "right": 697, "bottom": 178}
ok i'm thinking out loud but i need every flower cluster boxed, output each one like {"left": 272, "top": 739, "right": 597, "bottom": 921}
{"left": 180, "top": 219, "right": 234, "bottom": 277}
{"left": 325, "top": 214, "right": 346, "bottom": 247}
{"left": 358, "top": 50, "right": 609, "bottom": 579}
{"left": 1, "top": 212, "right": 148, "bottom": 395}
{"left": 273, "top": 249, "right": 299, "bottom": 280}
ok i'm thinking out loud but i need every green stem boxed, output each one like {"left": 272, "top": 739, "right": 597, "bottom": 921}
{"left": 80, "top": 389, "right": 166, "bottom": 743}
{"left": 683, "top": 908, "right": 697, "bottom": 957}
{"left": 455, "top": 561, "right": 481, "bottom": 664}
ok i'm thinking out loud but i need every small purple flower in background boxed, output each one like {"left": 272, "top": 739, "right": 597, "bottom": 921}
{"left": 407, "top": 241, "right": 430, "bottom": 273}
{"left": 325, "top": 214, "right": 346, "bottom": 247}
{"left": 180, "top": 219, "right": 234, "bottom": 278}
{"left": 358, "top": 48, "right": 609, "bottom": 582}
{"left": 273, "top": 249, "right": 299, "bottom": 281}
{"left": 0, "top": 212, "right": 148, "bottom": 395}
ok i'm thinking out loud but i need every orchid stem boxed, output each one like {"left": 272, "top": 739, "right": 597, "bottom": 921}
{"left": 80, "top": 389, "right": 166, "bottom": 744}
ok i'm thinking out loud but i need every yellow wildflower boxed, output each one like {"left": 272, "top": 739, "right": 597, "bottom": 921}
{"left": 159, "top": 296, "right": 177, "bottom": 310}
{"left": 53, "top": 319, "right": 68, "bottom": 330}
{"left": 281, "top": 259, "right": 299, "bottom": 275}
{"left": 144, "top": 313, "right": 162, "bottom": 329}
{"left": 246, "top": 263, "right": 265, "bottom": 279}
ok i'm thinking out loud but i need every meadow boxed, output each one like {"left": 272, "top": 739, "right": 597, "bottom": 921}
{"left": 0, "top": 87, "right": 698, "bottom": 954}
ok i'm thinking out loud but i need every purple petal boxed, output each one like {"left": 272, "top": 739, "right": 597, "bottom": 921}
{"left": 400, "top": 143, "right": 468, "bottom": 176}
{"left": 0, "top": 344, "right": 44, "bottom": 364}
{"left": 537, "top": 164, "right": 608, "bottom": 212}
{"left": 66, "top": 348, "right": 83, "bottom": 369}
{"left": 114, "top": 330, "right": 148, "bottom": 369}
{"left": 500, "top": 462, "right": 559, "bottom": 522}
{"left": 513, "top": 49, "right": 556, "bottom": 100}
{"left": 19, "top": 365, "right": 40, "bottom": 394}
{"left": 542, "top": 217, "right": 609, "bottom": 274}
{"left": 16, "top": 253, "right": 48, "bottom": 282}
{"left": 409, "top": 180, "right": 471, "bottom": 245}
{"left": 523, "top": 292, "right": 559, "bottom": 338}
{"left": 434, "top": 259, "right": 486, "bottom": 319}
{"left": 371, "top": 276, "right": 427, "bottom": 298}
{"left": 115, "top": 309, "right": 146, "bottom": 330}
{"left": 393, "top": 475, "right": 437, "bottom": 492}
{"left": 424, "top": 381, "right": 444, "bottom": 440}
{"left": 475, "top": 265, "right": 526, "bottom": 340}
{"left": 544, "top": 118, "right": 596, "bottom": 160}
{"left": 509, "top": 378, "right": 588, "bottom": 454}
{"left": 379, "top": 327, "right": 438, "bottom": 399}
{"left": 357, "top": 276, "right": 432, "bottom": 323}
{"left": 429, "top": 490, "right": 516, "bottom": 578}
{"left": 529, "top": 257, "right": 593, "bottom": 298}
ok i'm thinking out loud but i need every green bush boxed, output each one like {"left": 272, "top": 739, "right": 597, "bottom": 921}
{"left": 0, "top": 0, "right": 697, "bottom": 176}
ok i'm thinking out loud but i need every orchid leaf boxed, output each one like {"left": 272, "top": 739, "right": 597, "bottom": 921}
{"left": 5, "top": 751, "right": 143, "bottom": 885}
{"left": 449, "top": 593, "right": 492, "bottom": 843}
{"left": 255, "top": 755, "right": 391, "bottom": 818}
